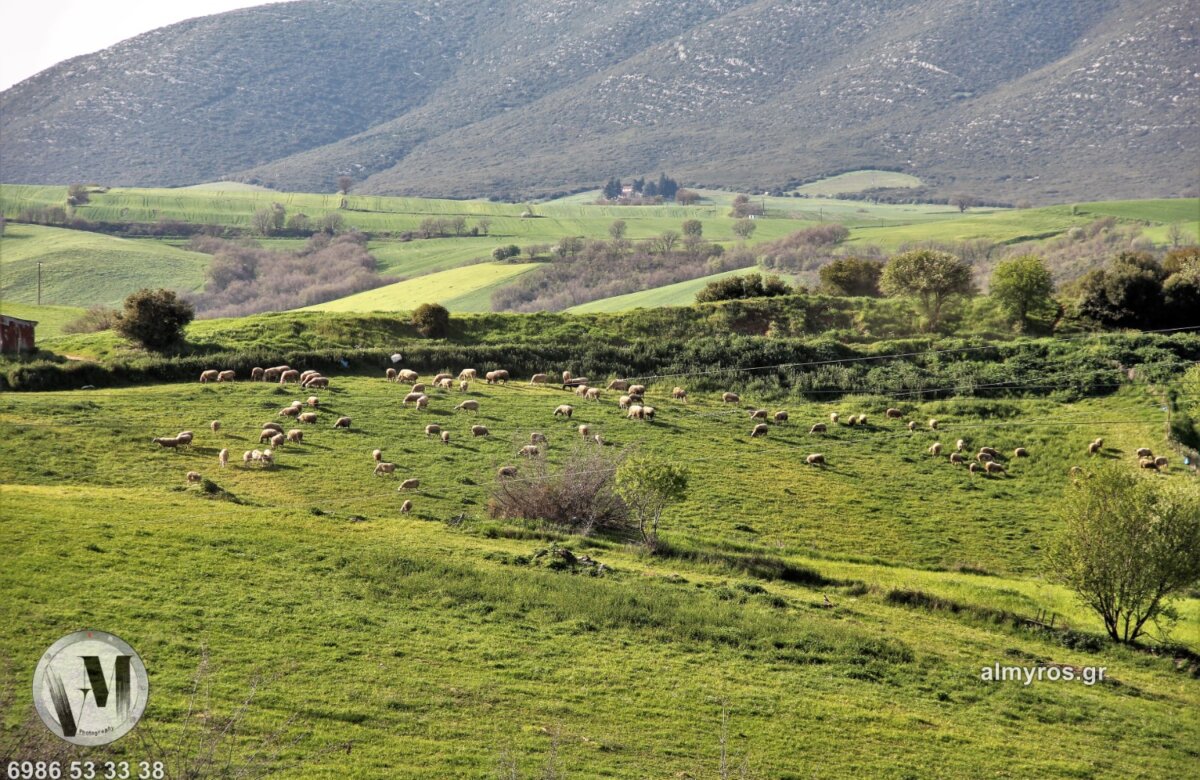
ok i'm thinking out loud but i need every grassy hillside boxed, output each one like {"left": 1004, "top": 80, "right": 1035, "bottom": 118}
{"left": 0, "top": 301, "right": 84, "bottom": 339}
{"left": 0, "top": 373, "right": 1196, "bottom": 777}
{"left": 0, "top": 223, "right": 209, "bottom": 306}
{"left": 303, "top": 262, "right": 540, "bottom": 313}
{"left": 791, "top": 170, "right": 923, "bottom": 196}
{"left": 565, "top": 266, "right": 756, "bottom": 313}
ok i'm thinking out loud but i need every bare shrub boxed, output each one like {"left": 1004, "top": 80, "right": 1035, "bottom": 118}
{"left": 488, "top": 445, "right": 629, "bottom": 536}
{"left": 62, "top": 305, "right": 120, "bottom": 334}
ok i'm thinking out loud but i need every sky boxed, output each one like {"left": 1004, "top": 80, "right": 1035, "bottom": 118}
{"left": 0, "top": 0, "right": 291, "bottom": 91}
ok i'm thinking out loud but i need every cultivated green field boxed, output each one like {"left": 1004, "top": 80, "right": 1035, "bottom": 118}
{"left": 565, "top": 266, "right": 757, "bottom": 313}
{"left": 303, "top": 262, "right": 540, "bottom": 313}
{"left": 0, "top": 223, "right": 209, "bottom": 306}
{"left": 790, "top": 170, "right": 923, "bottom": 196}
{"left": 1, "top": 370, "right": 1197, "bottom": 777}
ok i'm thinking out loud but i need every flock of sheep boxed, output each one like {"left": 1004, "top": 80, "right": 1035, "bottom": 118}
{"left": 157, "top": 364, "right": 1174, "bottom": 510}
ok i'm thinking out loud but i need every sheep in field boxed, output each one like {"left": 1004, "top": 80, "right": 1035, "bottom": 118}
{"left": 411, "top": 383, "right": 426, "bottom": 393}
{"left": 1088, "top": 440, "right": 1103, "bottom": 455}
{"left": 642, "top": 406, "right": 656, "bottom": 421}
{"left": 398, "top": 369, "right": 419, "bottom": 383}
{"left": 1154, "top": 456, "right": 1169, "bottom": 469}
{"left": 415, "top": 396, "right": 429, "bottom": 411}
{"left": 562, "top": 371, "right": 573, "bottom": 384}
{"left": 574, "top": 384, "right": 590, "bottom": 396}
{"left": 968, "top": 463, "right": 982, "bottom": 474}
{"left": 300, "top": 370, "right": 319, "bottom": 382}
{"left": 497, "top": 466, "right": 517, "bottom": 478}
{"left": 243, "top": 450, "right": 255, "bottom": 464}
{"left": 374, "top": 462, "right": 397, "bottom": 476}
{"left": 290, "top": 400, "right": 304, "bottom": 408}
{"left": 306, "top": 376, "right": 330, "bottom": 389}
{"left": 809, "top": 423, "right": 826, "bottom": 434}
{"left": 259, "top": 429, "right": 277, "bottom": 443}
{"left": 618, "top": 395, "right": 633, "bottom": 409}
{"left": 984, "top": 461, "right": 1006, "bottom": 475}
{"left": 806, "top": 453, "right": 826, "bottom": 466}
{"left": 280, "top": 406, "right": 301, "bottom": 418}
{"left": 400, "top": 500, "right": 413, "bottom": 513}
{"left": 554, "top": 405, "right": 574, "bottom": 418}
{"left": 199, "top": 370, "right": 219, "bottom": 383}
{"left": 626, "top": 405, "right": 644, "bottom": 420}
{"left": 251, "top": 367, "right": 265, "bottom": 381}
{"left": 626, "top": 384, "right": 645, "bottom": 396}
{"left": 1014, "top": 447, "right": 1029, "bottom": 458}
{"left": 262, "top": 422, "right": 284, "bottom": 433}
{"left": 287, "top": 429, "right": 303, "bottom": 444}
{"left": 425, "top": 424, "right": 442, "bottom": 436}
{"left": 441, "top": 431, "right": 450, "bottom": 445}
{"left": 723, "top": 392, "right": 740, "bottom": 404}
{"left": 857, "top": 415, "right": 868, "bottom": 426}
{"left": 955, "top": 439, "right": 966, "bottom": 452}
{"left": 976, "top": 452, "right": 995, "bottom": 464}
{"left": 751, "top": 423, "right": 769, "bottom": 438}
{"left": 270, "top": 433, "right": 286, "bottom": 448}
{"left": 519, "top": 445, "right": 540, "bottom": 458}
{"left": 211, "top": 420, "right": 221, "bottom": 433}
{"left": 530, "top": 373, "right": 550, "bottom": 385}
{"left": 929, "top": 442, "right": 943, "bottom": 456}
{"left": 217, "top": 370, "right": 236, "bottom": 382}
{"left": 886, "top": 408, "right": 903, "bottom": 419}
{"left": 153, "top": 436, "right": 183, "bottom": 449}
{"left": 279, "top": 369, "right": 301, "bottom": 384}
{"left": 471, "top": 425, "right": 490, "bottom": 437}
{"left": 673, "top": 387, "right": 687, "bottom": 400}
{"left": 259, "top": 449, "right": 274, "bottom": 468}
{"left": 1139, "top": 458, "right": 1159, "bottom": 470}
{"left": 585, "top": 387, "right": 601, "bottom": 401}
{"left": 486, "top": 370, "right": 510, "bottom": 384}
{"left": 298, "top": 412, "right": 318, "bottom": 424}
{"left": 949, "top": 452, "right": 965, "bottom": 465}
{"left": 459, "top": 369, "right": 478, "bottom": 381}
{"left": 1135, "top": 447, "right": 1153, "bottom": 458}
{"left": 578, "top": 425, "right": 590, "bottom": 439}
{"left": 830, "top": 412, "right": 840, "bottom": 423}
{"left": 398, "top": 478, "right": 420, "bottom": 491}
{"left": 455, "top": 399, "right": 480, "bottom": 413}
{"left": 459, "top": 380, "right": 470, "bottom": 392}
{"left": 774, "top": 411, "right": 789, "bottom": 423}
{"left": 530, "top": 432, "right": 548, "bottom": 444}
{"left": 845, "top": 415, "right": 857, "bottom": 427}
{"left": 907, "top": 421, "right": 918, "bottom": 431}
{"left": 594, "top": 434, "right": 605, "bottom": 446}
{"left": 333, "top": 417, "right": 352, "bottom": 429}
{"left": 403, "top": 392, "right": 425, "bottom": 405}
{"left": 607, "top": 379, "right": 630, "bottom": 391}
{"left": 386, "top": 368, "right": 398, "bottom": 381}
{"left": 978, "top": 447, "right": 1000, "bottom": 458}
{"left": 262, "top": 367, "right": 283, "bottom": 382}
{"left": 187, "top": 471, "right": 202, "bottom": 483}
{"left": 749, "top": 409, "right": 769, "bottom": 420}
{"left": 433, "top": 373, "right": 452, "bottom": 384}
{"left": 928, "top": 419, "right": 939, "bottom": 430}
{"left": 307, "top": 396, "right": 320, "bottom": 407}
{"left": 176, "top": 432, "right": 194, "bottom": 447}
{"left": 436, "top": 378, "right": 453, "bottom": 390}
{"left": 373, "top": 449, "right": 383, "bottom": 462}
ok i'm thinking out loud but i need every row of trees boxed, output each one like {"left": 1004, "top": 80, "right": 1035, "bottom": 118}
{"left": 600, "top": 173, "right": 681, "bottom": 201}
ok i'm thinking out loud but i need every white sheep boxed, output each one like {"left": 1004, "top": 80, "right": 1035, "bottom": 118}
{"left": 403, "top": 392, "right": 424, "bottom": 405}
{"left": 455, "top": 399, "right": 480, "bottom": 413}
{"left": 1013, "top": 447, "right": 1029, "bottom": 458}
{"left": 530, "top": 373, "right": 550, "bottom": 385}
{"left": 218, "top": 448, "right": 228, "bottom": 468}
{"left": 554, "top": 404, "right": 574, "bottom": 417}
{"left": 1135, "top": 447, "right": 1153, "bottom": 458}
{"left": 928, "top": 419, "right": 939, "bottom": 430}
{"left": 287, "top": 429, "right": 303, "bottom": 444}
{"left": 210, "top": 421, "right": 222, "bottom": 434}
{"left": 885, "top": 408, "right": 903, "bottom": 419}
{"left": 386, "top": 368, "right": 398, "bottom": 381}
{"left": 585, "top": 387, "right": 601, "bottom": 401}
{"left": 497, "top": 466, "right": 517, "bottom": 478}
{"left": 471, "top": 425, "right": 490, "bottom": 437}
{"left": 618, "top": 395, "right": 633, "bottom": 409}
{"left": 186, "top": 471, "right": 202, "bottom": 483}
{"left": 806, "top": 453, "right": 826, "bottom": 466}
{"left": 459, "top": 380, "right": 470, "bottom": 392}
{"left": 929, "top": 442, "right": 943, "bottom": 456}
{"left": 263, "top": 422, "right": 284, "bottom": 433}
{"left": 751, "top": 423, "right": 769, "bottom": 438}
{"left": 722, "top": 392, "right": 740, "bottom": 404}
{"left": 531, "top": 432, "right": 548, "bottom": 444}
{"left": 298, "top": 412, "right": 318, "bottom": 424}
{"left": 373, "top": 449, "right": 383, "bottom": 462}
{"left": 774, "top": 411, "right": 789, "bottom": 423}
{"left": 279, "top": 369, "right": 300, "bottom": 384}
{"left": 199, "top": 370, "right": 219, "bottom": 383}
{"left": 398, "top": 369, "right": 419, "bottom": 383}
{"left": 425, "top": 424, "right": 442, "bottom": 436}
{"left": 749, "top": 409, "right": 768, "bottom": 420}
{"left": 307, "top": 396, "right": 320, "bottom": 407}
{"left": 578, "top": 424, "right": 590, "bottom": 439}
{"left": 955, "top": 439, "right": 966, "bottom": 452}
{"left": 415, "top": 395, "right": 430, "bottom": 411}
{"left": 949, "top": 452, "right": 965, "bottom": 465}
{"left": 459, "top": 368, "right": 477, "bottom": 381}
{"left": 672, "top": 387, "right": 687, "bottom": 401}
{"left": 519, "top": 445, "right": 540, "bottom": 458}
{"left": 271, "top": 433, "right": 286, "bottom": 448}
{"left": 333, "top": 416, "right": 352, "bottom": 429}
{"left": 809, "top": 423, "right": 826, "bottom": 434}
{"left": 440, "top": 431, "right": 450, "bottom": 445}
{"left": 398, "top": 478, "right": 420, "bottom": 491}
{"left": 374, "top": 462, "right": 397, "bottom": 476}
{"left": 607, "top": 379, "right": 630, "bottom": 391}
{"left": 830, "top": 412, "right": 840, "bottom": 424}
{"left": 400, "top": 500, "right": 413, "bottom": 513}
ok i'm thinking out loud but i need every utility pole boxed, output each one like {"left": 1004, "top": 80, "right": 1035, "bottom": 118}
{"left": 37, "top": 262, "right": 42, "bottom": 305}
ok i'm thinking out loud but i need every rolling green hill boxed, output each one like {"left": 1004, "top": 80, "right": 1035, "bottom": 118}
{"left": 0, "top": 223, "right": 209, "bottom": 307}
{"left": 303, "top": 262, "right": 540, "bottom": 313}
{"left": 791, "top": 170, "right": 924, "bottom": 196}
{"left": 565, "top": 266, "right": 756, "bottom": 313}
{"left": 0, "top": 369, "right": 1196, "bottom": 777}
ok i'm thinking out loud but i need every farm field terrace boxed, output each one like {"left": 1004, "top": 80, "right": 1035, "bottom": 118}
{"left": 1, "top": 375, "right": 1197, "bottom": 777}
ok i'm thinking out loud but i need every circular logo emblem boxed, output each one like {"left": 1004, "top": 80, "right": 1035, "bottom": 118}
{"left": 32, "top": 631, "right": 149, "bottom": 745}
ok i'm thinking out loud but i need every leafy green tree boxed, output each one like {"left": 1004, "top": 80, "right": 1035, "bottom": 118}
{"left": 732, "top": 219, "right": 756, "bottom": 240}
{"left": 602, "top": 177, "right": 622, "bottom": 200}
{"left": 818, "top": 256, "right": 884, "bottom": 297}
{"left": 989, "top": 254, "right": 1056, "bottom": 331}
{"left": 1162, "top": 264, "right": 1200, "bottom": 327}
{"left": 115, "top": 288, "right": 194, "bottom": 350}
{"left": 1075, "top": 252, "right": 1166, "bottom": 328}
{"left": 695, "top": 273, "right": 791, "bottom": 303}
{"left": 653, "top": 230, "right": 680, "bottom": 255}
{"left": 609, "top": 219, "right": 627, "bottom": 240}
{"left": 320, "top": 211, "right": 345, "bottom": 234}
{"left": 491, "top": 245, "right": 521, "bottom": 262}
{"left": 1048, "top": 464, "right": 1200, "bottom": 644}
{"left": 616, "top": 457, "right": 689, "bottom": 551}
{"left": 411, "top": 303, "right": 451, "bottom": 338}
{"left": 880, "top": 249, "right": 974, "bottom": 331}
{"left": 681, "top": 219, "right": 703, "bottom": 238}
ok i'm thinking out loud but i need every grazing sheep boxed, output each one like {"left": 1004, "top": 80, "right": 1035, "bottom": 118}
{"left": 929, "top": 442, "right": 943, "bottom": 456}
{"left": 562, "top": 371, "right": 573, "bottom": 384}
{"left": 305, "top": 376, "right": 329, "bottom": 389}
{"left": 248, "top": 449, "right": 262, "bottom": 463}
{"left": 1088, "top": 440, "right": 1103, "bottom": 455}
{"left": 259, "top": 449, "right": 274, "bottom": 468}
{"left": 199, "top": 369, "right": 219, "bottom": 383}
{"left": 259, "top": 429, "right": 277, "bottom": 443}
{"left": 372, "top": 449, "right": 383, "bottom": 462}
{"left": 928, "top": 419, "right": 939, "bottom": 430}
{"left": 262, "top": 367, "right": 282, "bottom": 382}
{"left": 949, "top": 452, "right": 965, "bottom": 465}
{"left": 374, "top": 462, "right": 397, "bottom": 476}
{"left": 386, "top": 368, "right": 398, "bottom": 381}
{"left": 885, "top": 408, "right": 903, "bottom": 419}
{"left": 594, "top": 434, "right": 605, "bottom": 446}
{"left": 217, "top": 370, "right": 236, "bottom": 382}
{"left": 219, "top": 449, "right": 228, "bottom": 468}
{"left": 955, "top": 439, "right": 966, "bottom": 452}
{"left": 984, "top": 461, "right": 1006, "bottom": 475}
{"left": 976, "top": 452, "right": 995, "bottom": 464}
{"left": 262, "top": 422, "right": 284, "bottom": 433}
{"left": 751, "top": 423, "right": 769, "bottom": 438}
{"left": 398, "top": 369, "right": 419, "bottom": 383}
{"left": 270, "top": 433, "right": 286, "bottom": 448}
{"left": 471, "top": 425, "right": 490, "bottom": 437}
{"left": 806, "top": 453, "right": 826, "bottom": 466}
{"left": 210, "top": 420, "right": 221, "bottom": 432}
{"left": 1069, "top": 465, "right": 1084, "bottom": 477}
{"left": 530, "top": 373, "right": 550, "bottom": 385}
{"left": 437, "top": 378, "right": 453, "bottom": 389}
{"left": 774, "top": 411, "right": 789, "bottom": 423}
{"left": 642, "top": 406, "right": 656, "bottom": 420}
{"left": 497, "top": 466, "right": 517, "bottom": 478}
{"left": 628, "top": 384, "right": 647, "bottom": 397}
{"left": 486, "top": 370, "right": 510, "bottom": 384}
{"left": 398, "top": 478, "right": 420, "bottom": 491}
{"left": 519, "top": 445, "right": 540, "bottom": 458}
{"left": 1014, "top": 447, "right": 1029, "bottom": 458}
{"left": 968, "top": 462, "right": 982, "bottom": 474}
{"left": 298, "top": 412, "right": 318, "bottom": 424}
{"left": 307, "top": 396, "right": 320, "bottom": 407}
{"left": 1154, "top": 456, "right": 1169, "bottom": 469}
{"left": 672, "top": 387, "right": 687, "bottom": 400}
{"left": 433, "top": 373, "right": 453, "bottom": 384}
{"left": 251, "top": 367, "right": 265, "bottom": 381}
{"left": 187, "top": 471, "right": 202, "bottom": 483}
{"left": 1135, "top": 447, "right": 1153, "bottom": 458}
{"left": 279, "top": 369, "right": 301, "bottom": 384}
{"left": 411, "top": 383, "right": 426, "bottom": 393}
{"left": 153, "top": 436, "right": 182, "bottom": 449}
{"left": 578, "top": 424, "right": 590, "bottom": 439}
{"left": 830, "top": 412, "right": 840, "bottom": 424}
{"left": 531, "top": 432, "right": 548, "bottom": 444}
{"left": 907, "top": 420, "right": 918, "bottom": 431}
{"left": 415, "top": 395, "right": 429, "bottom": 411}
{"left": 290, "top": 400, "right": 304, "bottom": 408}
{"left": 458, "top": 380, "right": 470, "bottom": 392}
{"left": 723, "top": 392, "right": 740, "bottom": 404}
{"left": 1139, "top": 458, "right": 1159, "bottom": 470}
{"left": 618, "top": 395, "right": 633, "bottom": 409}
{"left": 585, "top": 387, "right": 602, "bottom": 401}
{"left": 459, "top": 368, "right": 477, "bottom": 381}
{"left": 403, "top": 392, "right": 425, "bottom": 405}
{"left": 554, "top": 404, "right": 574, "bottom": 418}
{"left": 607, "top": 379, "right": 630, "bottom": 391}
{"left": 455, "top": 399, "right": 480, "bottom": 413}
{"left": 845, "top": 415, "right": 858, "bottom": 427}
{"left": 574, "top": 384, "right": 590, "bottom": 396}
{"left": 979, "top": 446, "right": 999, "bottom": 458}
{"left": 626, "top": 405, "right": 644, "bottom": 420}
{"left": 175, "top": 432, "right": 194, "bottom": 447}
{"left": 857, "top": 415, "right": 868, "bottom": 426}
{"left": 333, "top": 416, "right": 351, "bottom": 429}
{"left": 287, "top": 429, "right": 303, "bottom": 444}
{"left": 280, "top": 406, "right": 301, "bottom": 418}
{"left": 750, "top": 409, "right": 769, "bottom": 420}
{"left": 440, "top": 431, "right": 450, "bottom": 445}
{"left": 425, "top": 424, "right": 442, "bottom": 436}
{"left": 400, "top": 500, "right": 413, "bottom": 513}
{"left": 809, "top": 423, "right": 827, "bottom": 434}
{"left": 300, "top": 369, "right": 320, "bottom": 381}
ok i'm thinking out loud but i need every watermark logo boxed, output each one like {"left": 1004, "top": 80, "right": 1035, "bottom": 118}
{"left": 32, "top": 631, "right": 149, "bottom": 745}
